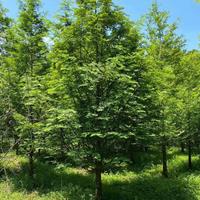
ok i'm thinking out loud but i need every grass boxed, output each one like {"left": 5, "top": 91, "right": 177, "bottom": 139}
{"left": 1, "top": 149, "right": 200, "bottom": 199}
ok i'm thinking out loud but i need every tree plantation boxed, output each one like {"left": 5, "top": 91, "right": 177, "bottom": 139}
{"left": 0, "top": 0, "right": 200, "bottom": 200}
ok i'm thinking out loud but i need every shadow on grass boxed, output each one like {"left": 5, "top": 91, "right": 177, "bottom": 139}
{"left": 0, "top": 157, "right": 199, "bottom": 200}
{"left": 7, "top": 161, "right": 94, "bottom": 192}
{"left": 127, "top": 147, "right": 183, "bottom": 172}
{"left": 103, "top": 175, "right": 197, "bottom": 200}
{"left": 169, "top": 155, "right": 200, "bottom": 176}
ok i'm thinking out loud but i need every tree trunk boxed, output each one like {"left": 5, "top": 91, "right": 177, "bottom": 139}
{"left": 144, "top": 146, "right": 149, "bottom": 152}
{"left": 1, "top": 134, "right": 4, "bottom": 153}
{"left": 162, "top": 142, "right": 168, "bottom": 177}
{"left": 38, "top": 149, "right": 41, "bottom": 156}
{"left": 129, "top": 151, "right": 134, "bottom": 163}
{"left": 14, "top": 135, "right": 19, "bottom": 155}
{"left": 60, "top": 128, "right": 65, "bottom": 160}
{"left": 188, "top": 140, "right": 192, "bottom": 170}
{"left": 95, "top": 160, "right": 102, "bottom": 200}
{"left": 181, "top": 142, "right": 185, "bottom": 153}
{"left": 29, "top": 145, "right": 34, "bottom": 180}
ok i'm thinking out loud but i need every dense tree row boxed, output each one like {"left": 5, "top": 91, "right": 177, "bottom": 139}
{"left": 0, "top": 0, "right": 200, "bottom": 199}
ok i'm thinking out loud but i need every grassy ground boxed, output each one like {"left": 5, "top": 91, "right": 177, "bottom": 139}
{"left": 1, "top": 149, "right": 200, "bottom": 200}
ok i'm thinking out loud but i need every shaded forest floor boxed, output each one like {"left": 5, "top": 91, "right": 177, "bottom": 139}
{"left": 1, "top": 149, "right": 200, "bottom": 200}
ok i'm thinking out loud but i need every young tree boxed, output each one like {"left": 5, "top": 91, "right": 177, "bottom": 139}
{"left": 145, "top": 2, "right": 185, "bottom": 177}
{"left": 176, "top": 50, "right": 200, "bottom": 169}
{"left": 11, "top": 0, "right": 48, "bottom": 180}
{"left": 0, "top": 3, "right": 14, "bottom": 155}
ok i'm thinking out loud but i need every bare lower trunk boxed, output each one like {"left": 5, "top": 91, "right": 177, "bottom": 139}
{"left": 181, "top": 142, "right": 185, "bottom": 153}
{"left": 60, "top": 128, "right": 65, "bottom": 160}
{"left": 95, "top": 160, "right": 102, "bottom": 200}
{"left": 14, "top": 135, "right": 19, "bottom": 155}
{"left": 38, "top": 149, "right": 41, "bottom": 156}
{"left": 29, "top": 146, "right": 34, "bottom": 180}
{"left": 188, "top": 140, "right": 192, "bottom": 170}
{"left": 1, "top": 135, "right": 4, "bottom": 153}
{"left": 162, "top": 142, "right": 168, "bottom": 177}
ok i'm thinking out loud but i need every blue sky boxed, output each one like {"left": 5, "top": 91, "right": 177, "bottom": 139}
{"left": 1, "top": 0, "right": 200, "bottom": 50}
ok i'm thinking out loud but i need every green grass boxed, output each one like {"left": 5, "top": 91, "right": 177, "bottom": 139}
{"left": 1, "top": 150, "right": 200, "bottom": 200}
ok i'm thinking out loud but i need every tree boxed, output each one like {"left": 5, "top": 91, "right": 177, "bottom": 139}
{"left": 51, "top": 0, "right": 148, "bottom": 199}
{"left": 176, "top": 50, "right": 200, "bottom": 169}
{"left": 145, "top": 2, "right": 185, "bottom": 177}
{"left": 11, "top": 0, "right": 48, "bottom": 181}
{"left": 0, "top": 3, "right": 14, "bottom": 154}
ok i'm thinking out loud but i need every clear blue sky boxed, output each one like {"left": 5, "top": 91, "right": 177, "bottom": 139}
{"left": 1, "top": 0, "right": 200, "bottom": 50}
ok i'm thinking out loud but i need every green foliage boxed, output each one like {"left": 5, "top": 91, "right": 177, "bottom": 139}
{"left": 144, "top": 2, "right": 185, "bottom": 145}
{"left": 0, "top": 0, "right": 200, "bottom": 199}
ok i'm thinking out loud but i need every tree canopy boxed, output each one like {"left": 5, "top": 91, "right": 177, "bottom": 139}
{"left": 0, "top": 1, "right": 199, "bottom": 200}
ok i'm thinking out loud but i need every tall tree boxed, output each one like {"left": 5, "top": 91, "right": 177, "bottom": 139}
{"left": 11, "top": 0, "right": 48, "bottom": 181}
{"left": 145, "top": 2, "right": 185, "bottom": 177}
{"left": 176, "top": 50, "right": 200, "bottom": 169}
{"left": 0, "top": 3, "right": 14, "bottom": 155}
{"left": 51, "top": 0, "right": 150, "bottom": 199}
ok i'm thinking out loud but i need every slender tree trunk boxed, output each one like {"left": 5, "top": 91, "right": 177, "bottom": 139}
{"left": 188, "top": 140, "right": 192, "bottom": 170}
{"left": 162, "top": 142, "right": 168, "bottom": 177}
{"left": 38, "top": 149, "right": 41, "bottom": 156}
{"left": 198, "top": 142, "right": 200, "bottom": 158}
{"left": 14, "top": 135, "right": 19, "bottom": 155}
{"left": 28, "top": 105, "right": 35, "bottom": 181}
{"left": 95, "top": 160, "right": 102, "bottom": 200}
{"left": 1, "top": 134, "right": 4, "bottom": 152}
{"left": 181, "top": 142, "right": 185, "bottom": 153}
{"left": 129, "top": 151, "right": 134, "bottom": 163}
{"left": 60, "top": 128, "right": 65, "bottom": 160}
{"left": 144, "top": 146, "right": 149, "bottom": 152}
{"left": 29, "top": 145, "right": 34, "bottom": 180}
